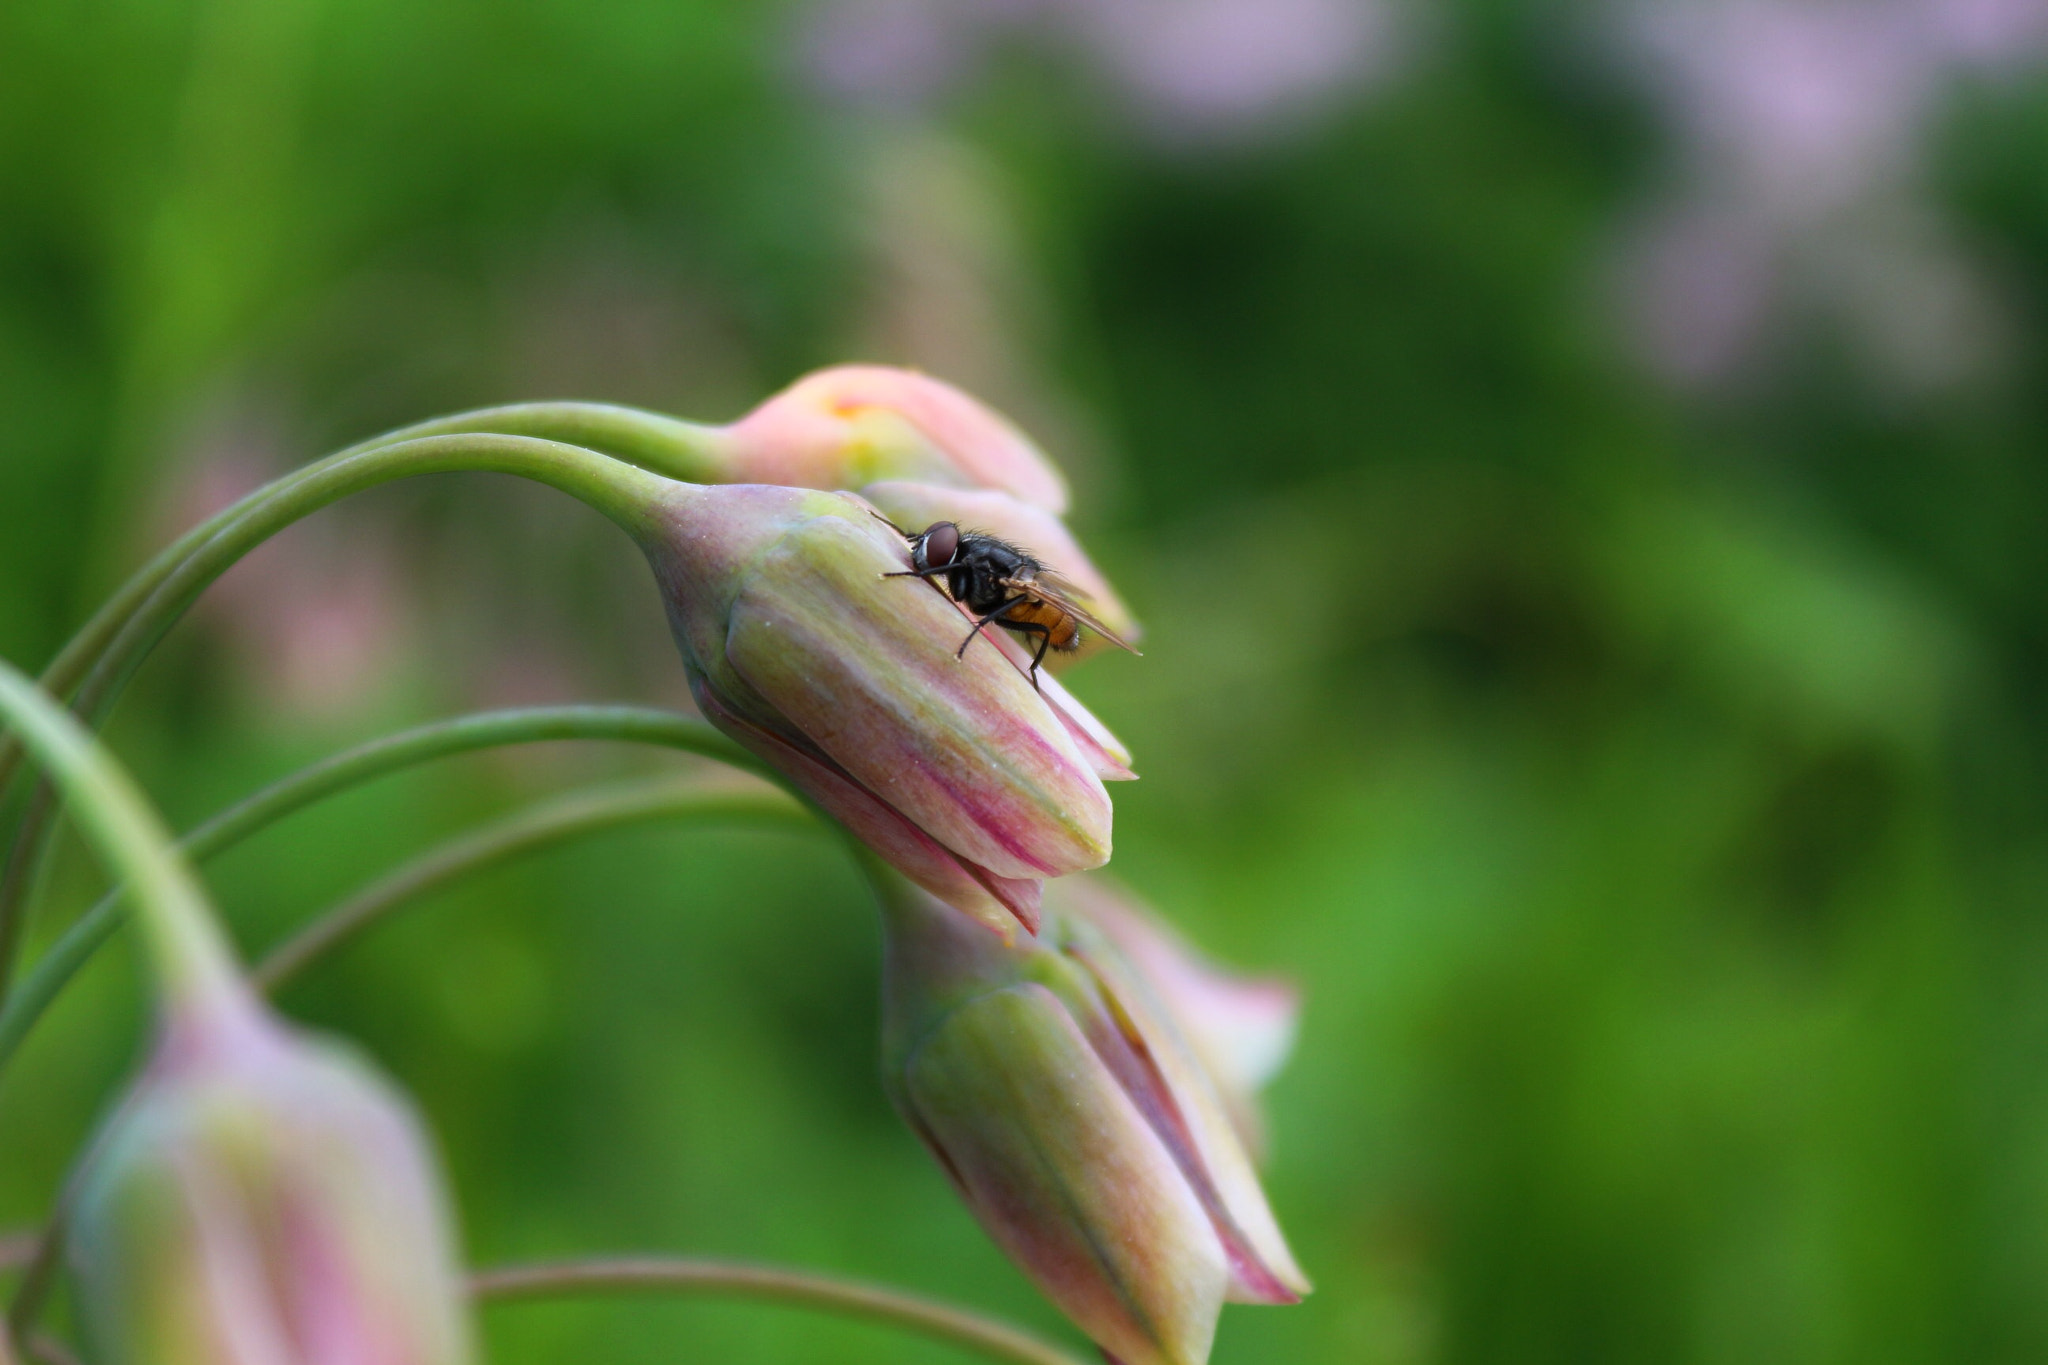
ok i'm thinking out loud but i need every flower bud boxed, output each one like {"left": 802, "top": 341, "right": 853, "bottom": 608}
{"left": 640, "top": 482, "right": 1123, "bottom": 936}
{"left": 878, "top": 877, "right": 1308, "bottom": 1365}
{"left": 70, "top": 998, "right": 474, "bottom": 1365}
{"left": 720, "top": 366, "right": 1069, "bottom": 512}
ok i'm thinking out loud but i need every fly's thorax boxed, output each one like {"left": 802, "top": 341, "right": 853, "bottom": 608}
{"left": 954, "top": 536, "right": 1037, "bottom": 614}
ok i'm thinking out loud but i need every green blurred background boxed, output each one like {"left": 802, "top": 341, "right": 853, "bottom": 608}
{"left": 7, "top": 0, "right": 2048, "bottom": 1360}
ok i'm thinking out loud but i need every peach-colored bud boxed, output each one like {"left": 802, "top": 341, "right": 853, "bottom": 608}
{"left": 639, "top": 482, "right": 1125, "bottom": 936}
{"left": 720, "top": 366, "right": 1070, "bottom": 512}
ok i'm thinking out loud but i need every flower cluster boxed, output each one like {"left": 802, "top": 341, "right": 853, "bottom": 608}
{"left": 651, "top": 368, "right": 1308, "bottom": 1359}
{"left": 32, "top": 367, "right": 1302, "bottom": 1365}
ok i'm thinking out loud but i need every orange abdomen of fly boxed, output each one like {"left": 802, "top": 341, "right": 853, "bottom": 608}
{"left": 1006, "top": 596, "right": 1082, "bottom": 650}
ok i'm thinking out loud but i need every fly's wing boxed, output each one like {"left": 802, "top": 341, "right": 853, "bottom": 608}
{"left": 1005, "top": 569, "right": 1143, "bottom": 655}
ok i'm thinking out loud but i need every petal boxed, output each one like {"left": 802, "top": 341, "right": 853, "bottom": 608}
{"left": 692, "top": 677, "right": 1036, "bottom": 938}
{"left": 1061, "top": 877, "right": 1299, "bottom": 1096}
{"left": 977, "top": 623, "right": 1137, "bottom": 779}
{"left": 1051, "top": 912, "right": 1311, "bottom": 1304}
{"left": 727, "top": 368, "right": 1069, "bottom": 512}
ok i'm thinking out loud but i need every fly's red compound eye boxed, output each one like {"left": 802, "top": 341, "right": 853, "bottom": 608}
{"left": 921, "top": 522, "right": 960, "bottom": 568}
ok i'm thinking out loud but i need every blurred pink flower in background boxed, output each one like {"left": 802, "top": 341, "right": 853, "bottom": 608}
{"left": 165, "top": 422, "right": 412, "bottom": 723}
{"left": 1609, "top": 0, "right": 2048, "bottom": 390}
{"left": 799, "top": 0, "right": 1405, "bottom": 138}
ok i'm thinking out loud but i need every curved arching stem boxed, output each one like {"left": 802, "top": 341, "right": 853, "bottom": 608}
{"left": 0, "top": 432, "right": 680, "bottom": 1004}
{"left": 0, "top": 707, "right": 771, "bottom": 1076}
{"left": 252, "top": 775, "right": 810, "bottom": 992}
{"left": 18, "top": 402, "right": 727, "bottom": 769}
{"left": 470, "top": 1257, "right": 1088, "bottom": 1365}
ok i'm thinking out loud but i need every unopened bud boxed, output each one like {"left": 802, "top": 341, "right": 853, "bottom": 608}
{"left": 720, "top": 366, "right": 1069, "bottom": 512}
{"left": 641, "top": 483, "right": 1123, "bottom": 936}
{"left": 879, "top": 877, "right": 1308, "bottom": 1365}
{"left": 71, "top": 1002, "right": 474, "bottom": 1365}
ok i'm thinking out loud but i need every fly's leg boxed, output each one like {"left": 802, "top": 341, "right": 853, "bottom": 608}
{"left": 956, "top": 598, "right": 1026, "bottom": 660}
{"left": 1025, "top": 629, "right": 1053, "bottom": 691}
{"left": 883, "top": 564, "right": 961, "bottom": 610}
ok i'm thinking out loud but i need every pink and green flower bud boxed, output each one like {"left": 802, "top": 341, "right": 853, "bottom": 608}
{"left": 0, "top": 661, "right": 472, "bottom": 1365}
{"left": 719, "top": 366, "right": 1070, "bottom": 512}
{"left": 70, "top": 998, "right": 474, "bottom": 1365}
{"left": 859, "top": 480, "right": 1142, "bottom": 667}
{"left": 878, "top": 877, "right": 1309, "bottom": 1365}
{"left": 639, "top": 482, "right": 1124, "bottom": 936}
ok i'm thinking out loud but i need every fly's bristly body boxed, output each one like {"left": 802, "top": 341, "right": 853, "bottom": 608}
{"left": 878, "top": 517, "right": 1139, "bottom": 688}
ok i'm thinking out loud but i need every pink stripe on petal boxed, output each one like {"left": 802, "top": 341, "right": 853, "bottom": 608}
{"left": 1064, "top": 946, "right": 1303, "bottom": 1306}
{"left": 957, "top": 600, "right": 1138, "bottom": 780}
{"left": 694, "top": 680, "right": 1036, "bottom": 938}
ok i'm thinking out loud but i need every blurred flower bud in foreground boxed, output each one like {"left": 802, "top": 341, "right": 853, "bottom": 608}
{"left": 0, "top": 660, "right": 472, "bottom": 1365}
{"left": 641, "top": 482, "right": 1125, "bottom": 937}
{"left": 718, "top": 365, "right": 1070, "bottom": 512}
{"left": 877, "top": 872, "right": 1308, "bottom": 1365}
{"left": 70, "top": 991, "right": 474, "bottom": 1365}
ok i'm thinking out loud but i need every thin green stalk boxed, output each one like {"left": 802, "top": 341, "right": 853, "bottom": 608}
{"left": 4, "top": 771, "right": 811, "bottom": 1344}
{"left": 73, "top": 432, "right": 674, "bottom": 738}
{"left": 0, "top": 432, "right": 680, "bottom": 1003}
{"left": 470, "top": 1257, "right": 1088, "bottom": 1365}
{"left": 252, "top": 775, "right": 809, "bottom": 992}
{"left": 0, "top": 666, "right": 245, "bottom": 1032}
{"left": 336, "top": 400, "right": 734, "bottom": 486}
{"left": 0, "top": 707, "right": 765, "bottom": 1076}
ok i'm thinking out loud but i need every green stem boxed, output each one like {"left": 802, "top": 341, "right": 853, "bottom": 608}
{"left": 22, "top": 403, "right": 726, "bottom": 749}
{"left": 0, "top": 432, "right": 679, "bottom": 1004}
{"left": 72, "top": 433, "right": 673, "bottom": 732}
{"left": 470, "top": 1257, "right": 1088, "bottom": 1365}
{"left": 335, "top": 401, "right": 735, "bottom": 485}
{"left": 252, "top": 775, "right": 808, "bottom": 993}
{"left": 0, "top": 707, "right": 766, "bottom": 1076}
{"left": 0, "top": 667, "right": 247, "bottom": 1042}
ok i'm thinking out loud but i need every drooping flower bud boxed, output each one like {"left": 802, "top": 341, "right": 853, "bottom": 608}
{"left": 0, "top": 661, "right": 475, "bottom": 1365}
{"left": 639, "top": 482, "right": 1123, "bottom": 936}
{"left": 877, "top": 873, "right": 1309, "bottom": 1365}
{"left": 719, "top": 366, "right": 1070, "bottom": 512}
{"left": 70, "top": 995, "right": 476, "bottom": 1365}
